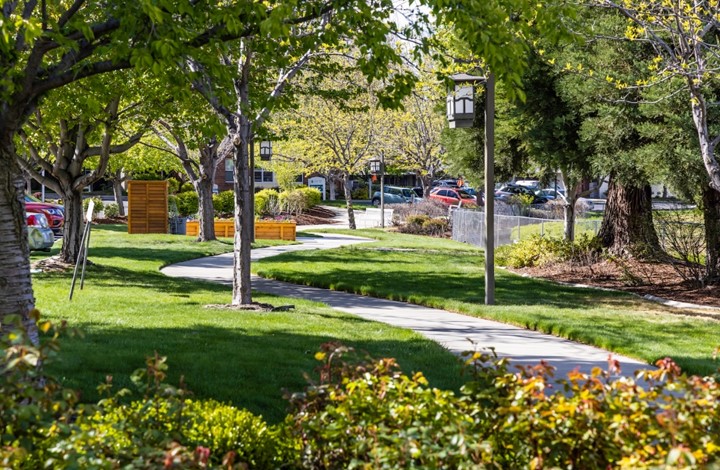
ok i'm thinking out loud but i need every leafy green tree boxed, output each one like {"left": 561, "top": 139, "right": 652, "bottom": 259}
{"left": 17, "top": 76, "right": 148, "bottom": 264}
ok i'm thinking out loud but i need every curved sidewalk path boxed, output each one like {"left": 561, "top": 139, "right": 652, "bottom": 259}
{"left": 161, "top": 233, "right": 650, "bottom": 379}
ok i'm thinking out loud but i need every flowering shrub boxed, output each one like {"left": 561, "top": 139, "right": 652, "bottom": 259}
{"left": 288, "top": 342, "right": 720, "bottom": 469}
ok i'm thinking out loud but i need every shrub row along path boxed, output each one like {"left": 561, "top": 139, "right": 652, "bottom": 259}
{"left": 161, "top": 232, "right": 650, "bottom": 380}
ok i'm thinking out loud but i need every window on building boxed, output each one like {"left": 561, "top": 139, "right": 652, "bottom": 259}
{"left": 225, "top": 160, "right": 234, "bottom": 183}
{"left": 254, "top": 169, "right": 274, "bottom": 182}
{"left": 295, "top": 174, "right": 304, "bottom": 183}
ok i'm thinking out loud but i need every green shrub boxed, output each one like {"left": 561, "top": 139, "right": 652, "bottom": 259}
{"left": 297, "top": 186, "right": 321, "bottom": 208}
{"left": 179, "top": 182, "right": 195, "bottom": 193}
{"left": 278, "top": 189, "right": 306, "bottom": 216}
{"left": 0, "top": 316, "right": 80, "bottom": 469}
{"left": 288, "top": 343, "right": 720, "bottom": 469}
{"left": 421, "top": 217, "right": 448, "bottom": 236}
{"left": 166, "top": 178, "right": 180, "bottom": 194}
{"left": 82, "top": 197, "right": 104, "bottom": 217}
{"left": 255, "top": 189, "right": 280, "bottom": 216}
{"left": 103, "top": 203, "right": 120, "bottom": 218}
{"left": 495, "top": 234, "right": 602, "bottom": 268}
{"left": 351, "top": 187, "right": 369, "bottom": 200}
{"left": 175, "top": 191, "right": 199, "bottom": 217}
{"left": 213, "top": 190, "right": 234, "bottom": 217}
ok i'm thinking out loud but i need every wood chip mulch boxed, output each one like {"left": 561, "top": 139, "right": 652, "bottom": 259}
{"left": 512, "top": 259, "right": 720, "bottom": 310}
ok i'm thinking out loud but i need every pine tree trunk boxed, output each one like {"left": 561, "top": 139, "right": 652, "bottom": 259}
{"left": 342, "top": 175, "right": 356, "bottom": 230}
{"left": 60, "top": 191, "right": 85, "bottom": 264}
{"left": 0, "top": 133, "right": 39, "bottom": 342}
{"left": 232, "top": 123, "right": 253, "bottom": 305}
{"left": 196, "top": 178, "right": 216, "bottom": 242}
{"left": 112, "top": 177, "right": 126, "bottom": 217}
{"left": 597, "top": 173, "right": 660, "bottom": 258}
{"left": 702, "top": 186, "right": 720, "bottom": 282}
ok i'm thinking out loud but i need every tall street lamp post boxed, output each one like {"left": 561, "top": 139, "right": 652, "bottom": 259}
{"left": 369, "top": 155, "right": 385, "bottom": 228}
{"left": 447, "top": 72, "right": 495, "bottom": 305}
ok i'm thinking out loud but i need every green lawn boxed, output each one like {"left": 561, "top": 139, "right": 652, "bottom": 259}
{"left": 32, "top": 225, "right": 464, "bottom": 423}
{"left": 256, "top": 229, "right": 720, "bottom": 376}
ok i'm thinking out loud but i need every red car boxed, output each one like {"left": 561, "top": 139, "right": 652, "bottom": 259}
{"left": 25, "top": 194, "right": 64, "bottom": 236}
{"left": 429, "top": 187, "right": 479, "bottom": 207}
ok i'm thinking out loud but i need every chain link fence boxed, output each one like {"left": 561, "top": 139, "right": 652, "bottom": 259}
{"left": 451, "top": 208, "right": 601, "bottom": 249}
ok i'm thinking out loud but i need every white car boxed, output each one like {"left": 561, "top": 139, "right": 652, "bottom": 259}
{"left": 27, "top": 212, "right": 55, "bottom": 251}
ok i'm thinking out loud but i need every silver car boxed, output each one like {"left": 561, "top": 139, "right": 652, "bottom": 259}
{"left": 27, "top": 212, "right": 55, "bottom": 251}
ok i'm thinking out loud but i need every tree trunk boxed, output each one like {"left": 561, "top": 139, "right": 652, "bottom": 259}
{"left": 597, "top": 173, "right": 660, "bottom": 258}
{"left": 562, "top": 175, "right": 580, "bottom": 242}
{"left": 421, "top": 174, "right": 432, "bottom": 197}
{"left": 112, "top": 173, "right": 126, "bottom": 217}
{"left": 0, "top": 133, "right": 39, "bottom": 343}
{"left": 232, "top": 122, "right": 253, "bottom": 305}
{"left": 342, "top": 175, "right": 356, "bottom": 230}
{"left": 702, "top": 186, "right": 720, "bottom": 282}
{"left": 60, "top": 191, "right": 85, "bottom": 264}
{"left": 328, "top": 173, "right": 337, "bottom": 200}
{"left": 195, "top": 177, "right": 216, "bottom": 242}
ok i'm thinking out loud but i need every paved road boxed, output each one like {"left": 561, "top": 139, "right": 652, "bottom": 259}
{"left": 161, "top": 233, "right": 650, "bottom": 379}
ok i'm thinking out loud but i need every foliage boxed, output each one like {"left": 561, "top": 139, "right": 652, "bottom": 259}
{"left": 213, "top": 190, "right": 235, "bottom": 218}
{"left": 167, "top": 178, "right": 181, "bottom": 194}
{"left": 289, "top": 342, "right": 720, "bottom": 469}
{"left": 398, "top": 214, "right": 449, "bottom": 237}
{"left": 278, "top": 190, "right": 307, "bottom": 217}
{"left": 297, "top": 187, "right": 321, "bottom": 209}
{"left": 103, "top": 203, "right": 120, "bottom": 219}
{"left": 392, "top": 199, "right": 449, "bottom": 226}
{"left": 0, "top": 315, "right": 79, "bottom": 468}
{"left": 82, "top": 197, "right": 104, "bottom": 217}
{"left": 351, "top": 186, "right": 369, "bottom": 200}
{"left": 255, "top": 189, "right": 280, "bottom": 217}
{"left": 655, "top": 210, "right": 707, "bottom": 286}
{"left": 180, "top": 182, "right": 195, "bottom": 193}
{"left": 496, "top": 234, "right": 602, "bottom": 268}
{"left": 287, "top": 342, "right": 474, "bottom": 469}
{"left": 174, "top": 191, "right": 199, "bottom": 217}
{"left": 48, "top": 355, "right": 283, "bottom": 469}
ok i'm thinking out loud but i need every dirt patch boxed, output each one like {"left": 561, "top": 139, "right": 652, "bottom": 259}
{"left": 513, "top": 259, "right": 720, "bottom": 309}
{"left": 204, "top": 303, "right": 295, "bottom": 312}
{"left": 32, "top": 256, "right": 74, "bottom": 273}
{"left": 94, "top": 216, "right": 127, "bottom": 225}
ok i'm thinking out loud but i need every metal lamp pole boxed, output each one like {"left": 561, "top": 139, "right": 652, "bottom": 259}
{"left": 484, "top": 74, "right": 495, "bottom": 305}
{"left": 380, "top": 153, "right": 385, "bottom": 229}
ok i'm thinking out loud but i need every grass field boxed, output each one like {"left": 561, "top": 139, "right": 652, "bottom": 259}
{"left": 256, "top": 229, "right": 720, "bottom": 376}
{"left": 31, "top": 226, "right": 465, "bottom": 423}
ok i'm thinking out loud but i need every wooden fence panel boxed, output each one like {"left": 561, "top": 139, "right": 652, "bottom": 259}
{"left": 128, "top": 181, "right": 168, "bottom": 234}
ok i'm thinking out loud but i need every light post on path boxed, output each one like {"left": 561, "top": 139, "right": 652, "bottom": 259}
{"left": 369, "top": 156, "right": 385, "bottom": 228}
{"left": 446, "top": 72, "right": 495, "bottom": 305}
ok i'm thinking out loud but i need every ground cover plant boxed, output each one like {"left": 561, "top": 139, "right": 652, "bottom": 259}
{"left": 30, "top": 226, "right": 465, "bottom": 423}
{"left": 256, "top": 229, "right": 720, "bottom": 375}
{"left": 4, "top": 325, "right": 720, "bottom": 469}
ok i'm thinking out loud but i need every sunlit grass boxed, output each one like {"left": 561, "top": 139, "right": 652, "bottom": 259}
{"left": 257, "top": 229, "right": 720, "bottom": 376}
{"left": 32, "top": 225, "right": 464, "bottom": 423}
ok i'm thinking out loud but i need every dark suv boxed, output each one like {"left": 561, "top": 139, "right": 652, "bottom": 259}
{"left": 494, "top": 184, "right": 548, "bottom": 204}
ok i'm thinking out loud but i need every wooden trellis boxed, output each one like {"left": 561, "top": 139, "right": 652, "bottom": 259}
{"left": 127, "top": 180, "right": 168, "bottom": 234}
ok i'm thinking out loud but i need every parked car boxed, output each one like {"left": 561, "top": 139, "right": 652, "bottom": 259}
{"left": 27, "top": 212, "right": 55, "bottom": 251}
{"left": 432, "top": 179, "right": 461, "bottom": 188}
{"left": 371, "top": 186, "right": 420, "bottom": 206}
{"left": 429, "top": 187, "right": 479, "bottom": 207}
{"left": 536, "top": 188, "right": 567, "bottom": 201}
{"left": 495, "top": 184, "right": 549, "bottom": 204}
{"left": 25, "top": 194, "right": 64, "bottom": 236}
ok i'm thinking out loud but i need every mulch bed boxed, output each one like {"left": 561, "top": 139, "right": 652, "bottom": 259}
{"left": 512, "top": 259, "right": 720, "bottom": 309}
{"left": 294, "top": 206, "right": 339, "bottom": 225}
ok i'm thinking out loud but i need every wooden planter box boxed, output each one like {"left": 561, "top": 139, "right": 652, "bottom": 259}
{"left": 186, "top": 220, "right": 296, "bottom": 240}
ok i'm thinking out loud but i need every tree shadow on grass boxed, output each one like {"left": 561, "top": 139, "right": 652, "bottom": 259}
{"left": 46, "top": 324, "right": 466, "bottom": 424}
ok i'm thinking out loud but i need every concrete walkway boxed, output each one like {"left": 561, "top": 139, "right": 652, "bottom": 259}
{"left": 161, "top": 233, "right": 650, "bottom": 379}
